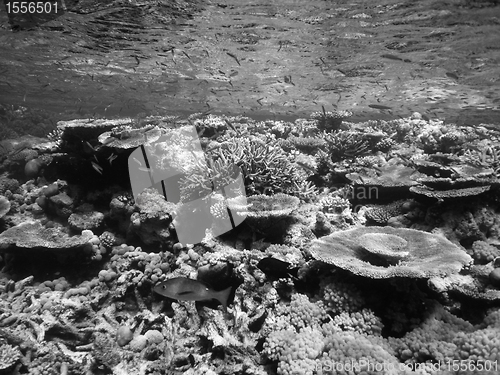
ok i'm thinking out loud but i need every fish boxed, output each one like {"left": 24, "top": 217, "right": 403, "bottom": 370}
{"left": 154, "top": 277, "right": 232, "bottom": 312}
{"left": 107, "top": 153, "right": 117, "bottom": 165}
{"left": 224, "top": 119, "right": 239, "bottom": 134}
{"left": 91, "top": 161, "right": 103, "bottom": 174}
{"left": 257, "top": 257, "right": 300, "bottom": 279}
{"left": 226, "top": 52, "right": 241, "bottom": 66}
{"left": 82, "top": 140, "right": 96, "bottom": 154}
{"left": 380, "top": 54, "right": 403, "bottom": 61}
{"left": 368, "top": 104, "right": 392, "bottom": 110}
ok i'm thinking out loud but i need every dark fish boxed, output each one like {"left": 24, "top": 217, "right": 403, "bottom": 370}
{"left": 380, "top": 54, "right": 403, "bottom": 61}
{"left": 226, "top": 52, "right": 241, "bottom": 66}
{"left": 446, "top": 72, "right": 459, "bottom": 80}
{"left": 224, "top": 119, "right": 239, "bottom": 134}
{"left": 154, "top": 277, "right": 232, "bottom": 312}
{"left": 368, "top": 104, "right": 392, "bottom": 110}
{"left": 257, "top": 257, "right": 299, "bottom": 279}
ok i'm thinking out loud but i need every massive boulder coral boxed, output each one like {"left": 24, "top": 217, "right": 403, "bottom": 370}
{"left": 129, "top": 188, "right": 177, "bottom": 246}
{"left": 309, "top": 226, "right": 472, "bottom": 278}
{"left": 346, "top": 161, "right": 422, "bottom": 201}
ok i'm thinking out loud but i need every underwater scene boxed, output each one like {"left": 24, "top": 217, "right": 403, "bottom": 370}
{"left": 1, "top": 0, "right": 500, "bottom": 374}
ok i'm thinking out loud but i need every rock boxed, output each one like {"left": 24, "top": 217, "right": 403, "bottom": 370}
{"left": 48, "top": 192, "right": 74, "bottom": 219}
{"left": 129, "top": 335, "right": 148, "bottom": 352}
{"left": 0, "top": 196, "right": 10, "bottom": 218}
{"left": 489, "top": 269, "right": 500, "bottom": 288}
{"left": 68, "top": 211, "right": 104, "bottom": 232}
{"left": 24, "top": 158, "right": 44, "bottom": 178}
{"left": 144, "top": 330, "right": 164, "bottom": 344}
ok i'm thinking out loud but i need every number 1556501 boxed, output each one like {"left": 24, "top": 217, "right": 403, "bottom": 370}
{"left": 6, "top": 2, "right": 59, "bottom": 14}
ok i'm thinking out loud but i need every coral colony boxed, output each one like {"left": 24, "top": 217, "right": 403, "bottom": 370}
{"left": 0, "top": 110, "right": 500, "bottom": 375}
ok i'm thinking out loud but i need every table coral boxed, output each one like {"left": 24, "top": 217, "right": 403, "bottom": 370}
{"left": 310, "top": 226, "right": 472, "bottom": 278}
{"left": 365, "top": 200, "right": 409, "bottom": 224}
{"left": 0, "top": 221, "right": 94, "bottom": 250}
{"left": 233, "top": 193, "right": 300, "bottom": 236}
{"left": 286, "top": 135, "right": 326, "bottom": 154}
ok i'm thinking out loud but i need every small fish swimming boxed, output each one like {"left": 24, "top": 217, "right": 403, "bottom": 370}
{"left": 83, "top": 141, "right": 96, "bottom": 154}
{"left": 107, "top": 153, "right": 117, "bottom": 165}
{"left": 368, "top": 104, "right": 392, "bottom": 110}
{"left": 91, "top": 161, "right": 103, "bottom": 174}
{"left": 154, "top": 277, "right": 232, "bottom": 312}
{"left": 380, "top": 54, "right": 403, "bottom": 61}
{"left": 257, "top": 257, "right": 300, "bottom": 279}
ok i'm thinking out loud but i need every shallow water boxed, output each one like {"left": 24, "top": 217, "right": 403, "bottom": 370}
{"left": 1, "top": 0, "right": 499, "bottom": 127}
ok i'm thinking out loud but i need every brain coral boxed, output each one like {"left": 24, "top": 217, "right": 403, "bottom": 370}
{"left": 309, "top": 226, "right": 472, "bottom": 278}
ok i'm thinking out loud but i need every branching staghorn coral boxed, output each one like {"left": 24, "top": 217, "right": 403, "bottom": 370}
{"left": 206, "top": 135, "right": 300, "bottom": 196}
{"left": 310, "top": 108, "right": 353, "bottom": 132}
{"left": 323, "top": 131, "right": 370, "bottom": 162}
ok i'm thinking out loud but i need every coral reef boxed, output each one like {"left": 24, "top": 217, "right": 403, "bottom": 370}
{"left": 0, "top": 221, "right": 94, "bottom": 250}
{"left": 0, "top": 112, "right": 499, "bottom": 375}
{"left": 389, "top": 303, "right": 500, "bottom": 373}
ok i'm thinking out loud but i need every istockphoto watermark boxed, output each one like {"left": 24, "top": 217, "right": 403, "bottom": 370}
{"left": 316, "top": 359, "right": 499, "bottom": 374}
